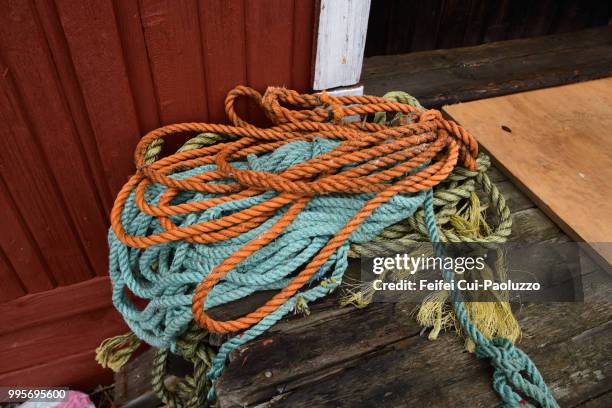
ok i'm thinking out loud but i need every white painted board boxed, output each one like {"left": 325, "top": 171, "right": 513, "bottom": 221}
{"left": 313, "top": 0, "right": 371, "bottom": 90}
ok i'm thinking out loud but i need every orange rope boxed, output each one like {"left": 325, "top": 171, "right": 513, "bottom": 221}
{"left": 110, "top": 86, "right": 478, "bottom": 334}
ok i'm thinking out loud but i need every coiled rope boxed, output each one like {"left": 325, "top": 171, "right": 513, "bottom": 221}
{"left": 105, "top": 86, "right": 557, "bottom": 407}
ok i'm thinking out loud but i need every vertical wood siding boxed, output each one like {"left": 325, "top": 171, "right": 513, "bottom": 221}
{"left": 0, "top": 0, "right": 315, "bottom": 300}
{"left": 365, "top": 0, "right": 612, "bottom": 57}
{"left": 0, "top": 0, "right": 315, "bottom": 388}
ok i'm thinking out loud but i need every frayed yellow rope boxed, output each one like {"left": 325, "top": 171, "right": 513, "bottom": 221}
{"left": 340, "top": 279, "right": 377, "bottom": 308}
{"left": 95, "top": 331, "right": 141, "bottom": 372}
{"left": 414, "top": 295, "right": 520, "bottom": 350}
{"left": 448, "top": 192, "right": 492, "bottom": 238}
{"left": 294, "top": 295, "right": 311, "bottom": 316}
{"left": 463, "top": 301, "right": 520, "bottom": 351}
{"left": 414, "top": 290, "right": 455, "bottom": 340}
{"left": 416, "top": 194, "right": 520, "bottom": 348}
{"left": 343, "top": 191, "right": 521, "bottom": 350}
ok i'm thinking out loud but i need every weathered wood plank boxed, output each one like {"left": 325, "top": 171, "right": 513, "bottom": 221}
{"left": 573, "top": 390, "right": 612, "bottom": 408}
{"left": 510, "top": 207, "right": 562, "bottom": 242}
{"left": 364, "top": 0, "right": 612, "bottom": 57}
{"left": 495, "top": 180, "right": 534, "bottom": 213}
{"left": 362, "top": 27, "right": 612, "bottom": 107}
{"left": 313, "top": 0, "right": 371, "bottom": 90}
{"left": 114, "top": 348, "right": 159, "bottom": 407}
{"left": 444, "top": 79, "right": 612, "bottom": 267}
{"left": 217, "top": 286, "right": 611, "bottom": 407}
{"left": 0, "top": 277, "right": 127, "bottom": 387}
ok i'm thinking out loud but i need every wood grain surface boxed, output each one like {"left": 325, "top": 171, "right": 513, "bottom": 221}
{"left": 0, "top": 277, "right": 127, "bottom": 389}
{"left": 362, "top": 26, "right": 612, "bottom": 108}
{"left": 444, "top": 78, "right": 612, "bottom": 267}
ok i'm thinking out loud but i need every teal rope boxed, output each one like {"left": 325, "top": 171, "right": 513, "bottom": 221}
{"left": 108, "top": 137, "right": 427, "bottom": 396}
{"left": 423, "top": 189, "right": 559, "bottom": 408}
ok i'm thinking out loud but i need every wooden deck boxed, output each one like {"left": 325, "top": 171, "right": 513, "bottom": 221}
{"left": 114, "top": 28, "right": 612, "bottom": 407}
{"left": 362, "top": 26, "right": 612, "bottom": 108}
{"left": 116, "top": 168, "right": 611, "bottom": 407}
{"left": 211, "top": 170, "right": 611, "bottom": 408}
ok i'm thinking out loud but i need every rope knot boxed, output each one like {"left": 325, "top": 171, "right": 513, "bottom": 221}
{"left": 318, "top": 91, "right": 345, "bottom": 124}
{"left": 475, "top": 338, "right": 560, "bottom": 408}
{"left": 476, "top": 337, "right": 525, "bottom": 373}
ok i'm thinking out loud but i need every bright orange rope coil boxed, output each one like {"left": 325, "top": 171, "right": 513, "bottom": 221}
{"left": 110, "top": 86, "right": 478, "bottom": 334}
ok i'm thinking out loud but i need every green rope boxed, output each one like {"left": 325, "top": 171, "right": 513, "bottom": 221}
{"left": 151, "top": 323, "right": 217, "bottom": 408}
{"left": 348, "top": 153, "right": 512, "bottom": 257}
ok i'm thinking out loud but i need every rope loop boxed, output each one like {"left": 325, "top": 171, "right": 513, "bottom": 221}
{"left": 476, "top": 338, "right": 559, "bottom": 408}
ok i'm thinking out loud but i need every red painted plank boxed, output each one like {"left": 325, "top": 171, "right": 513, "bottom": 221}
{"left": 0, "top": 276, "right": 117, "bottom": 335}
{"left": 0, "top": 277, "right": 127, "bottom": 379}
{"left": 199, "top": 0, "right": 248, "bottom": 123}
{"left": 55, "top": 0, "right": 142, "bottom": 196}
{"left": 113, "top": 0, "right": 161, "bottom": 133}
{"left": 141, "top": 0, "right": 209, "bottom": 124}
{"left": 0, "top": 247, "right": 25, "bottom": 302}
{"left": 0, "top": 174, "right": 53, "bottom": 294}
{"left": 291, "top": 0, "right": 316, "bottom": 92}
{"left": 245, "top": 0, "right": 295, "bottom": 125}
{"left": 0, "top": 1, "right": 113, "bottom": 283}
{"left": 0, "top": 349, "right": 113, "bottom": 390}
{"left": 33, "top": 0, "right": 113, "bottom": 215}
{"left": 0, "top": 0, "right": 319, "bottom": 390}
{"left": 0, "top": 303, "right": 125, "bottom": 375}
{"left": 0, "top": 67, "right": 93, "bottom": 286}
{"left": 245, "top": 0, "right": 295, "bottom": 88}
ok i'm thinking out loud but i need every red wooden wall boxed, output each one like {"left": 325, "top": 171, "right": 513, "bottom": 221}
{"left": 0, "top": 0, "right": 315, "bottom": 390}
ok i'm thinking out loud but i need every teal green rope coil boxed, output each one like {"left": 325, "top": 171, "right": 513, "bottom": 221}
{"left": 423, "top": 190, "right": 559, "bottom": 407}
{"left": 109, "top": 137, "right": 428, "bottom": 399}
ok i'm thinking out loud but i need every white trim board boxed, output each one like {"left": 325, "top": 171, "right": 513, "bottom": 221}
{"left": 322, "top": 84, "right": 364, "bottom": 97}
{"left": 313, "top": 0, "right": 371, "bottom": 90}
